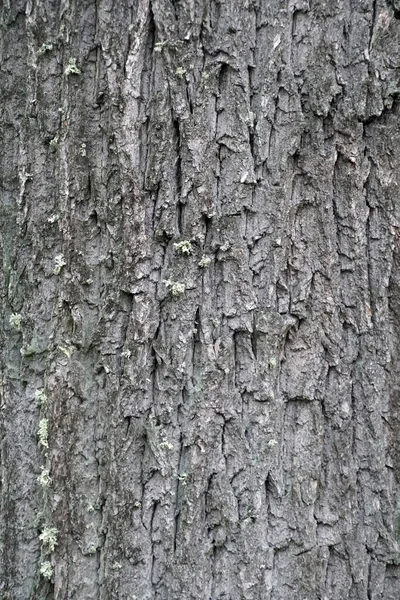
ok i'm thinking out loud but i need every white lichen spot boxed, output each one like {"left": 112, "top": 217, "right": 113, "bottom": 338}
{"left": 267, "top": 439, "right": 278, "bottom": 449}
{"left": 111, "top": 561, "right": 122, "bottom": 570}
{"left": 47, "top": 213, "right": 59, "bottom": 223}
{"left": 121, "top": 349, "right": 132, "bottom": 359}
{"left": 53, "top": 254, "right": 66, "bottom": 274}
{"left": 39, "top": 527, "right": 58, "bottom": 553}
{"left": 38, "top": 467, "right": 52, "bottom": 487}
{"left": 164, "top": 278, "right": 186, "bottom": 297}
{"left": 40, "top": 561, "right": 53, "bottom": 579}
{"left": 220, "top": 242, "right": 230, "bottom": 252}
{"left": 174, "top": 240, "right": 193, "bottom": 255}
{"left": 38, "top": 419, "right": 49, "bottom": 449}
{"left": 79, "top": 143, "right": 87, "bottom": 157}
{"left": 198, "top": 255, "right": 212, "bottom": 268}
{"left": 9, "top": 313, "right": 22, "bottom": 331}
{"left": 65, "top": 57, "right": 81, "bottom": 75}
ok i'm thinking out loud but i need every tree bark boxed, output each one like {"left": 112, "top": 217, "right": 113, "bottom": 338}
{"left": 1, "top": 0, "right": 400, "bottom": 598}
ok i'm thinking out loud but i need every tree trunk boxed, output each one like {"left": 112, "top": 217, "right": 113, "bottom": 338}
{"left": 1, "top": 1, "right": 400, "bottom": 598}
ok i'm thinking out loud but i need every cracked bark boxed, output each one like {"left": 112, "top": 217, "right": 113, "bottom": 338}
{"left": 1, "top": 0, "right": 400, "bottom": 599}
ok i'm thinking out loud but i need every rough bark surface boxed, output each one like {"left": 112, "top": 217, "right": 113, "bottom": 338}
{"left": 1, "top": 1, "right": 400, "bottom": 599}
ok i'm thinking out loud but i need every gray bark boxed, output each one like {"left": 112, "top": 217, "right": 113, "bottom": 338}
{"left": 1, "top": 0, "right": 400, "bottom": 598}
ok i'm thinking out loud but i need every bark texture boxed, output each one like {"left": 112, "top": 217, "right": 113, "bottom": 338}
{"left": 1, "top": 1, "right": 400, "bottom": 598}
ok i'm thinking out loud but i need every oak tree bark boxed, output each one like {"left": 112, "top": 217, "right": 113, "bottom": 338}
{"left": 1, "top": 1, "right": 400, "bottom": 598}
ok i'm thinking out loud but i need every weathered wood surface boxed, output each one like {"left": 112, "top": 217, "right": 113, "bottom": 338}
{"left": 1, "top": 1, "right": 400, "bottom": 598}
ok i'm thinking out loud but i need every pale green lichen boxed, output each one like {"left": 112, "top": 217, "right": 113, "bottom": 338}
{"left": 38, "top": 419, "right": 49, "bottom": 449}
{"left": 20, "top": 344, "right": 37, "bottom": 357}
{"left": 176, "top": 67, "right": 186, "bottom": 78}
{"left": 154, "top": 41, "right": 167, "bottom": 53}
{"left": 198, "top": 255, "right": 212, "bottom": 268}
{"left": 86, "top": 543, "right": 98, "bottom": 555}
{"left": 9, "top": 313, "right": 22, "bottom": 331}
{"left": 58, "top": 344, "right": 73, "bottom": 358}
{"left": 174, "top": 240, "right": 193, "bottom": 255}
{"left": 65, "top": 57, "right": 81, "bottom": 75}
{"left": 40, "top": 561, "right": 53, "bottom": 579}
{"left": 35, "top": 389, "right": 48, "bottom": 407}
{"left": 38, "top": 467, "right": 52, "bottom": 487}
{"left": 220, "top": 241, "right": 230, "bottom": 252}
{"left": 49, "top": 135, "right": 59, "bottom": 148}
{"left": 37, "top": 42, "right": 53, "bottom": 57}
{"left": 159, "top": 440, "right": 173, "bottom": 451}
{"left": 164, "top": 278, "right": 186, "bottom": 297}
{"left": 53, "top": 254, "right": 66, "bottom": 274}
{"left": 39, "top": 527, "right": 58, "bottom": 553}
